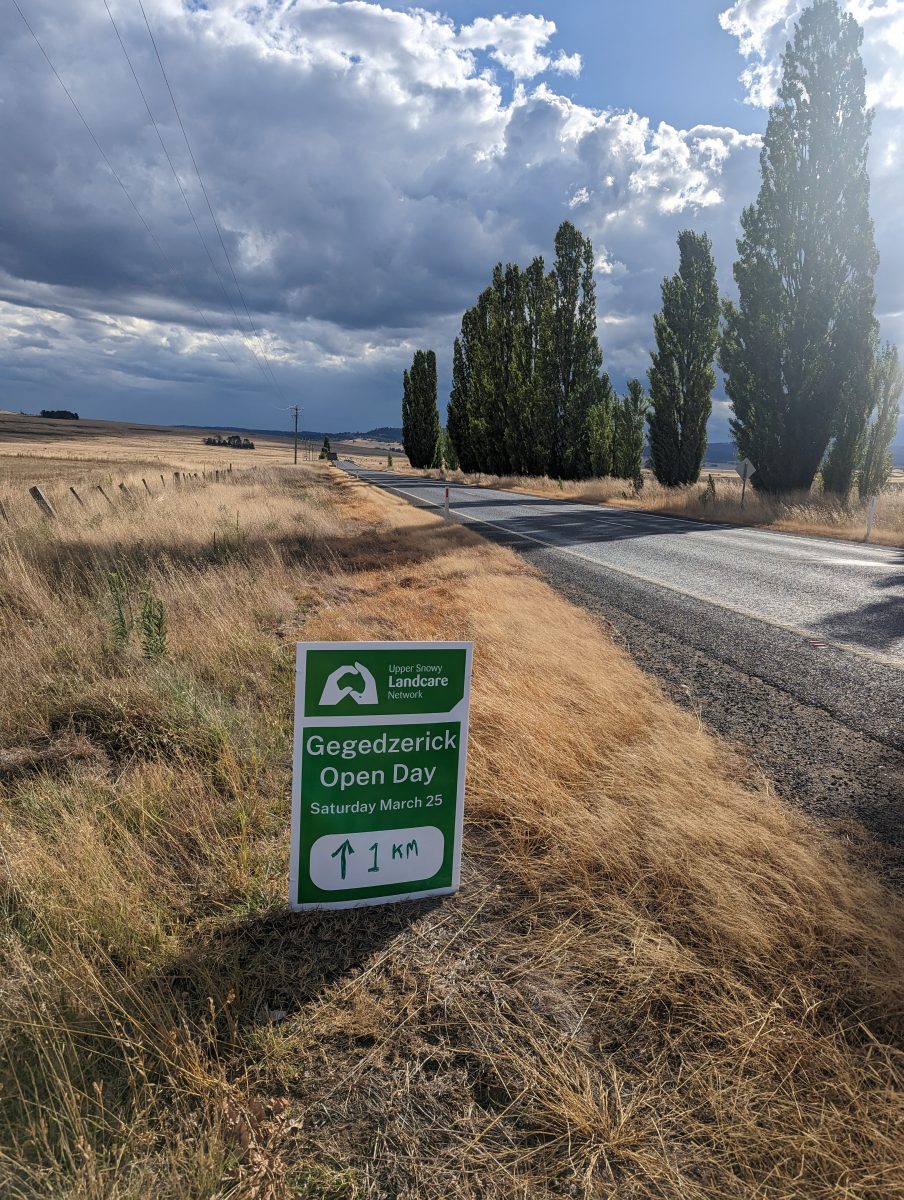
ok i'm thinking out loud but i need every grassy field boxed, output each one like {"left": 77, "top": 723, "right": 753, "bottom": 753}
{"left": 0, "top": 441, "right": 901, "bottom": 1197}
{"left": 0, "top": 411, "right": 398, "bottom": 493}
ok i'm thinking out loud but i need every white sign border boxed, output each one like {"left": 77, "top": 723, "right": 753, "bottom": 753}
{"left": 289, "top": 639, "right": 473, "bottom": 911}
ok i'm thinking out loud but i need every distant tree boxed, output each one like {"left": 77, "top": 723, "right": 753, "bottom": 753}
{"left": 319, "top": 435, "right": 331, "bottom": 459}
{"left": 431, "top": 427, "right": 459, "bottom": 471}
{"left": 448, "top": 221, "right": 611, "bottom": 481}
{"left": 858, "top": 343, "right": 903, "bottom": 499}
{"left": 720, "top": 1, "right": 878, "bottom": 494}
{"left": 402, "top": 350, "right": 440, "bottom": 468}
{"left": 647, "top": 230, "right": 719, "bottom": 487}
{"left": 585, "top": 376, "right": 615, "bottom": 479}
{"left": 465, "top": 266, "right": 523, "bottom": 476}
{"left": 401, "top": 368, "right": 413, "bottom": 461}
{"left": 40, "top": 409, "right": 78, "bottom": 420}
{"left": 447, "top": 328, "right": 478, "bottom": 471}
{"left": 516, "top": 256, "right": 555, "bottom": 476}
{"left": 613, "top": 379, "right": 648, "bottom": 480}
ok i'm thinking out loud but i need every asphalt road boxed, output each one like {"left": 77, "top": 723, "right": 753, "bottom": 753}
{"left": 341, "top": 464, "right": 904, "bottom": 873}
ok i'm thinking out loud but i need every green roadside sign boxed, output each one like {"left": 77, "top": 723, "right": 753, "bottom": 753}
{"left": 289, "top": 640, "right": 473, "bottom": 909}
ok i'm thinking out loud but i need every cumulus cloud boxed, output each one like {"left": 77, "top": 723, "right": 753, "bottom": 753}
{"left": 0, "top": 0, "right": 898, "bottom": 435}
{"left": 456, "top": 14, "right": 581, "bottom": 79}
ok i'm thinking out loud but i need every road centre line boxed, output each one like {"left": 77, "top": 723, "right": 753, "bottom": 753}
{"left": 350, "top": 469, "right": 903, "bottom": 672}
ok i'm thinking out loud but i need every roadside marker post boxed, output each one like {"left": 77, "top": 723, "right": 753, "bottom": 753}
{"left": 444, "top": 484, "right": 450, "bottom": 516}
{"left": 735, "top": 458, "right": 756, "bottom": 507}
{"left": 290, "top": 640, "right": 473, "bottom": 910}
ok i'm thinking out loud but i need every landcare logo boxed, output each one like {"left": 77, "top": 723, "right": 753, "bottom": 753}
{"left": 318, "top": 662, "right": 378, "bottom": 707}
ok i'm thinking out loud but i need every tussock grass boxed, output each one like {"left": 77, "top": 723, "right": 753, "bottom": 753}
{"left": 387, "top": 464, "right": 904, "bottom": 547}
{"left": 0, "top": 464, "right": 901, "bottom": 1197}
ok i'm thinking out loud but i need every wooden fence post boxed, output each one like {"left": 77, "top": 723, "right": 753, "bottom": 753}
{"left": 174, "top": 472, "right": 181, "bottom": 487}
{"left": 160, "top": 474, "right": 166, "bottom": 488}
{"left": 69, "top": 486, "right": 85, "bottom": 508}
{"left": 0, "top": 499, "right": 10, "bottom": 525}
{"left": 142, "top": 478, "right": 152, "bottom": 496}
{"left": 29, "top": 486, "right": 57, "bottom": 519}
{"left": 96, "top": 485, "right": 114, "bottom": 507}
{"left": 118, "top": 483, "right": 132, "bottom": 499}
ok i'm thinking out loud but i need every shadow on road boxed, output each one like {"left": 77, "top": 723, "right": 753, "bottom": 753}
{"left": 812, "top": 557, "right": 904, "bottom": 654}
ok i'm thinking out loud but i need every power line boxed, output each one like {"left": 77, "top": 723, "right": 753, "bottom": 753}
{"left": 101, "top": 0, "right": 276, "bottom": 388}
{"left": 9, "top": 0, "right": 244, "bottom": 372}
{"left": 135, "top": 0, "right": 288, "bottom": 401}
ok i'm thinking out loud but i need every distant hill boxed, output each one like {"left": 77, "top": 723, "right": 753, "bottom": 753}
{"left": 361, "top": 425, "right": 403, "bottom": 441}
{"left": 175, "top": 423, "right": 403, "bottom": 443}
{"left": 703, "top": 438, "right": 904, "bottom": 468}
{"left": 702, "top": 441, "right": 739, "bottom": 465}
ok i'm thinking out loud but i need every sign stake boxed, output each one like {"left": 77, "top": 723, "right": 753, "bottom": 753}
{"left": 734, "top": 458, "right": 756, "bottom": 506}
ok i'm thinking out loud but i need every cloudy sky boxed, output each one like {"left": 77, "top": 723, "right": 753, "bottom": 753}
{"left": 0, "top": 0, "right": 902, "bottom": 438}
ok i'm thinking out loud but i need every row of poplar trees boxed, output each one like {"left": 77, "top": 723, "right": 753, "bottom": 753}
{"left": 406, "top": 1, "right": 901, "bottom": 496}
{"left": 446, "top": 222, "right": 646, "bottom": 482}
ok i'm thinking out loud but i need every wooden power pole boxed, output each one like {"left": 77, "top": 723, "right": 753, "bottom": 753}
{"left": 291, "top": 405, "right": 300, "bottom": 464}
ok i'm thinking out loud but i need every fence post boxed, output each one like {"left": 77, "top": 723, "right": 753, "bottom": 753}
{"left": 118, "top": 483, "right": 132, "bottom": 499}
{"left": 96, "top": 485, "right": 114, "bottom": 507}
{"left": 69, "top": 486, "right": 85, "bottom": 508}
{"left": 142, "top": 478, "right": 152, "bottom": 496}
{"left": 160, "top": 474, "right": 166, "bottom": 488}
{"left": 29, "top": 486, "right": 57, "bottom": 519}
{"left": 174, "top": 472, "right": 181, "bottom": 487}
{"left": 0, "top": 499, "right": 10, "bottom": 525}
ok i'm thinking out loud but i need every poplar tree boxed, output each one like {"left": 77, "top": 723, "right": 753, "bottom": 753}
{"left": 586, "top": 377, "right": 615, "bottom": 478}
{"left": 647, "top": 230, "right": 719, "bottom": 487}
{"left": 548, "top": 221, "right": 609, "bottom": 479}
{"left": 448, "top": 221, "right": 611, "bottom": 481}
{"left": 462, "top": 288, "right": 494, "bottom": 473}
{"left": 517, "top": 257, "right": 556, "bottom": 475}
{"left": 483, "top": 263, "right": 523, "bottom": 476}
{"left": 613, "top": 379, "right": 648, "bottom": 480}
{"left": 447, "top": 328, "right": 478, "bottom": 472}
{"left": 720, "top": 0, "right": 878, "bottom": 493}
{"left": 401, "top": 349, "right": 440, "bottom": 468}
{"left": 858, "top": 343, "right": 903, "bottom": 500}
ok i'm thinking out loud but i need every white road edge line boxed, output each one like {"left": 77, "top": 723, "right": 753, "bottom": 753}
{"left": 349, "top": 468, "right": 903, "bottom": 674}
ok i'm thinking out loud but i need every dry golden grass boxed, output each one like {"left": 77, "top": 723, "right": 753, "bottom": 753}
{"left": 350, "top": 458, "right": 904, "bottom": 547}
{"left": 0, "top": 459, "right": 901, "bottom": 1198}
{"left": 0, "top": 412, "right": 398, "bottom": 494}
